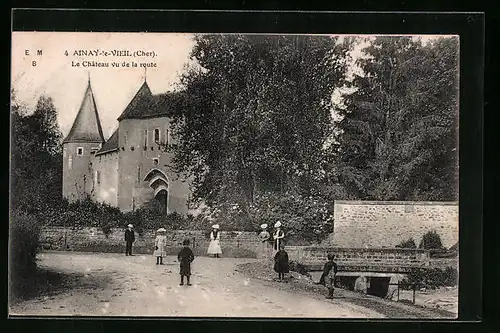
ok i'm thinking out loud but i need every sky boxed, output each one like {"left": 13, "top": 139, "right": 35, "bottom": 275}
{"left": 12, "top": 32, "right": 196, "bottom": 138}
{"left": 11, "top": 32, "right": 453, "bottom": 140}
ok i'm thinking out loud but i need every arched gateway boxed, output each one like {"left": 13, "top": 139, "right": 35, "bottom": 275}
{"left": 144, "top": 168, "right": 169, "bottom": 212}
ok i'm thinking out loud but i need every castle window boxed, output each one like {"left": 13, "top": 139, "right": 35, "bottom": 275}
{"left": 68, "top": 155, "right": 73, "bottom": 170}
{"left": 77, "top": 147, "right": 83, "bottom": 156}
{"left": 137, "top": 165, "right": 141, "bottom": 183}
{"left": 95, "top": 170, "right": 101, "bottom": 185}
{"left": 165, "top": 128, "right": 169, "bottom": 146}
{"left": 124, "top": 132, "right": 127, "bottom": 145}
{"left": 144, "top": 130, "right": 148, "bottom": 147}
{"left": 154, "top": 128, "right": 160, "bottom": 143}
{"left": 153, "top": 158, "right": 159, "bottom": 166}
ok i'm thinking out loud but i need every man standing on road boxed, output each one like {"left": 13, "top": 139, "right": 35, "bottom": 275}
{"left": 125, "top": 224, "right": 135, "bottom": 256}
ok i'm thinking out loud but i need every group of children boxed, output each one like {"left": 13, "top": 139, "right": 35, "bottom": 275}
{"left": 152, "top": 225, "right": 338, "bottom": 299}
{"left": 152, "top": 227, "right": 194, "bottom": 286}
{"left": 272, "top": 244, "right": 338, "bottom": 299}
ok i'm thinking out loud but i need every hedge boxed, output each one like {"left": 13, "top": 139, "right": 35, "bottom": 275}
{"left": 9, "top": 209, "right": 42, "bottom": 299}
{"left": 401, "top": 267, "right": 458, "bottom": 289}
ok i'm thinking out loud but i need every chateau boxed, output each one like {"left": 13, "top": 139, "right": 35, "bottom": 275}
{"left": 62, "top": 78, "right": 191, "bottom": 214}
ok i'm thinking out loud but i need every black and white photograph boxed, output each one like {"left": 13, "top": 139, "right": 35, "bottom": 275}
{"left": 10, "top": 31, "right": 460, "bottom": 319}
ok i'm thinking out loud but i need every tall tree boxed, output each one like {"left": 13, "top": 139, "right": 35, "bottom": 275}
{"left": 169, "top": 34, "right": 352, "bottom": 232}
{"left": 11, "top": 94, "right": 63, "bottom": 213}
{"left": 336, "top": 36, "right": 459, "bottom": 201}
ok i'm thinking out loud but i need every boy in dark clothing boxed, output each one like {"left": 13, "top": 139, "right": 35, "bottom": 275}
{"left": 273, "top": 243, "right": 289, "bottom": 282}
{"left": 124, "top": 224, "right": 135, "bottom": 256}
{"left": 177, "top": 239, "right": 195, "bottom": 286}
{"left": 319, "top": 253, "right": 338, "bottom": 299}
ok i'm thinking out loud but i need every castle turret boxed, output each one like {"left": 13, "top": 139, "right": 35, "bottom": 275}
{"left": 62, "top": 78, "right": 105, "bottom": 201}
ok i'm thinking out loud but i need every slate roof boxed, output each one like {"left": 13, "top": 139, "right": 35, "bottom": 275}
{"left": 95, "top": 128, "right": 119, "bottom": 155}
{"left": 91, "top": 81, "right": 184, "bottom": 156}
{"left": 117, "top": 81, "right": 182, "bottom": 121}
{"left": 63, "top": 81, "right": 105, "bottom": 144}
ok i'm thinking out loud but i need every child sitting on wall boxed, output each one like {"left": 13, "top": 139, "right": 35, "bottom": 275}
{"left": 177, "top": 239, "right": 195, "bottom": 286}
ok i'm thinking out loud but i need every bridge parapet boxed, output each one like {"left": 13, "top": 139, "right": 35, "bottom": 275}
{"left": 287, "top": 246, "right": 430, "bottom": 272}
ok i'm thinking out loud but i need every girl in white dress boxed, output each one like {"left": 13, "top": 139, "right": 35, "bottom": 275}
{"left": 273, "top": 221, "right": 285, "bottom": 255}
{"left": 258, "top": 224, "right": 271, "bottom": 259}
{"left": 207, "top": 224, "right": 222, "bottom": 258}
{"left": 154, "top": 228, "right": 167, "bottom": 265}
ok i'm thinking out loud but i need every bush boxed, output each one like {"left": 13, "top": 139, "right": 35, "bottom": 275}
{"left": 208, "top": 191, "right": 334, "bottom": 243}
{"left": 395, "top": 238, "right": 417, "bottom": 249}
{"left": 419, "top": 230, "right": 444, "bottom": 250}
{"left": 10, "top": 210, "right": 41, "bottom": 290}
{"left": 401, "top": 267, "right": 458, "bottom": 289}
{"left": 41, "top": 197, "right": 199, "bottom": 235}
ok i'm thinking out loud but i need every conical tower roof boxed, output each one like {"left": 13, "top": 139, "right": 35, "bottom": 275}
{"left": 117, "top": 81, "right": 156, "bottom": 121}
{"left": 63, "top": 80, "right": 105, "bottom": 144}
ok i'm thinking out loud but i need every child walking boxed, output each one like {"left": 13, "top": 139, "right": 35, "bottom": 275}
{"left": 320, "top": 253, "right": 338, "bottom": 299}
{"left": 273, "top": 243, "right": 289, "bottom": 282}
{"left": 154, "top": 228, "right": 167, "bottom": 265}
{"left": 177, "top": 239, "right": 195, "bottom": 286}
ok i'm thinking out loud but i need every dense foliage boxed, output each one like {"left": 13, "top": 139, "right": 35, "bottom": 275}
{"left": 42, "top": 197, "right": 236, "bottom": 235}
{"left": 336, "top": 36, "right": 459, "bottom": 201}
{"left": 401, "top": 267, "right": 458, "bottom": 289}
{"left": 169, "top": 34, "right": 352, "bottom": 238}
{"left": 10, "top": 92, "right": 62, "bottom": 291}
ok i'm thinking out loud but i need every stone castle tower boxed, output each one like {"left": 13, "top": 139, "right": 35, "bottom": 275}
{"left": 62, "top": 78, "right": 191, "bottom": 215}
{"left": 62, "top": 78, "right": 105, "bottom": 201}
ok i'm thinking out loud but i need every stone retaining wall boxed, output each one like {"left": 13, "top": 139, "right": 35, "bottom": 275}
{"left": 40, "top": 227, "right": 261, "bottom": 257}
{"left": 328, "top": 201, "right": 459, "bottom": 249}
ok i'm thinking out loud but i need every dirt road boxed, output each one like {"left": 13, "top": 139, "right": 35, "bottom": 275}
{"left": 9, "top": 252, "right": 384, "bottom": 318}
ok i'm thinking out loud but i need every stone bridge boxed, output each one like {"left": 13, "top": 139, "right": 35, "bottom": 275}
{"left": 286, "top": 246, "right": 431, "bottom": 297}
{"left": 287, "top": 246, "right": 430, "bottom": 272}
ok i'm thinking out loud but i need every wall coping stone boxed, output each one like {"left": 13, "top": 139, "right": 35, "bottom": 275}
{"left": 286, "top": 246, "right": 429, "bottom": 254}
{"left": 334, "top": 200, "right": 458, "bottom": 206}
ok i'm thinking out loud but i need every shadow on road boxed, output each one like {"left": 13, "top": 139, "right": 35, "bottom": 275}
{"left": 9, "top": 267, "right": 111, "bottom": 305}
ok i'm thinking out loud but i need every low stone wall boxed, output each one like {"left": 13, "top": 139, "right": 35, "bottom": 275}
{"left": 286, "top": 246, "right": 430, "bottom": 271}
{"left": 40, "top": 227, "right": 261, "bottom": 257}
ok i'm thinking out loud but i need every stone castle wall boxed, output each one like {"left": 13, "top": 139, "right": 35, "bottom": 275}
{"left": 327, "top": 201, "right": 459, "bottom": 249}
{"left": 92, "top": 150, "right": 119, "bottom": 207}
{"left": 117, "top": 117, "right": 191, "bottom": 214}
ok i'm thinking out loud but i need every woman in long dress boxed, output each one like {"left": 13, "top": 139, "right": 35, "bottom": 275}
{"left": 154, "top": 227, "right": 167, "bottom": 265}
{"left": 207, "top": 224, "right": 222, "bottom": 258}
{"left": 273, "top": 221, "right": 285, "bottom": 255}
{"left": 258, "top": 224, "right": 271, "bottom": 259}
